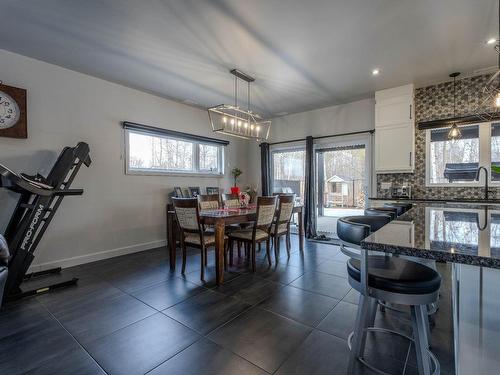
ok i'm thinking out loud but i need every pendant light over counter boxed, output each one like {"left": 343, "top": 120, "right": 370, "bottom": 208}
{"left": 448, "top": 72, "right": 462, "bottom": 140}
{"left": 207, "top": 69, "right": 271, "bottom": 142}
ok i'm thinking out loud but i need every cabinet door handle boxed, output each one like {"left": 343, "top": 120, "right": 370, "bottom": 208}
{"left": 409, "top": 104, "right": 412, "bottom": 120}
{"left": 409, "top": 152, "right": 412, "bottom": 167}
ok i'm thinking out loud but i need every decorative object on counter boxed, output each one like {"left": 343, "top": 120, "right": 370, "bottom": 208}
{"left": 0, "top": 81, "right": 27, "bottom": 139}
{"left": 391, "top": 184, "right": 411, "bottom": 199}
{"left": 230, "top": 167, "right": 242, "bottom": 195}
{"left": 173, "top": 186, "right": 184, "bottom": 198}
{"left": 207, "top": 69, "right": 271, "bottom": 141}
{"left": 206, "top": 186, "right": 219, "bottom": 195}
{"left": 188, "top": 186, "right": 200, "bottom": 197}
{"left": 447, "top": 72, "right": 462, "bottom": 140}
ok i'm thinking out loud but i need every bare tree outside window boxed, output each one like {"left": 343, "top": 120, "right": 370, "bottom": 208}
{"left": 127, "top": 131, "right": 222, "bottom": 174}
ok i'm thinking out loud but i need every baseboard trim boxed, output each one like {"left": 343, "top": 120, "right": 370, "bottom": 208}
{"left": 27, "top": 239, "right": 167, "bottom": 273}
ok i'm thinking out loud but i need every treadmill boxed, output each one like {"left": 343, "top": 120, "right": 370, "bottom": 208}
{"left": 0, "top": 142, "right": 91, "bottom": 303}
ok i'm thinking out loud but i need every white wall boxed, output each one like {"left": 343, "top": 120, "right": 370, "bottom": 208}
{"left": 0, "top": 49, "right": 249, "bottom": 270}
{"left": 248, "top": 99, "right": 375, "bottom": 192}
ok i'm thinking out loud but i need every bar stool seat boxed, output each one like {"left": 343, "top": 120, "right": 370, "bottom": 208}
{"left": 347, "top": 256, "right": 441, "bottom": 296}
{"left": 383, "top": 203, "right": 412, "bottom": 216}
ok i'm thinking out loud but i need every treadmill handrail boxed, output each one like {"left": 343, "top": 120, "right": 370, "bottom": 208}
{"left": 0, "top": 164, "right": 83, "bottom": 197}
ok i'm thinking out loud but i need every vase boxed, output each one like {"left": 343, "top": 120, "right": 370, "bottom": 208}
{"left": 230, "top": 186, "right": 240, "bottom": 195}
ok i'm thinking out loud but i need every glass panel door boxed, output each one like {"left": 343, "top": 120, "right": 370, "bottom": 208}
{"left": 271, "top": 148, "right": 306, "bottom": 233}
{"left": 316, "top": 140, "right": 370, "bottom": 238}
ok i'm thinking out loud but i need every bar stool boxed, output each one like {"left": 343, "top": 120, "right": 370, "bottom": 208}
{"left": 337, "top": 216, "right": 441, "bottom": 375}
{"left": 364, "top": 207, "right": 398, "bottom": 220}
{"left": 383, "top": 202, "right": 412, "bottom": 216}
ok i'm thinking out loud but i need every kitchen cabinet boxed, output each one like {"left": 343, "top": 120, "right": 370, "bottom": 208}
{"left": 375, "top": 84, "right": 415, "bottom": 173}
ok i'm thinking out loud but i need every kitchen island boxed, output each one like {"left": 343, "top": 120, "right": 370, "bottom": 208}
{"left": 362, "top": 203, "right": 500, "bottom": 374}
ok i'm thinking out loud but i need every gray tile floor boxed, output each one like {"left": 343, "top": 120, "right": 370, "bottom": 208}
{"left": 0, "top": 237, "right": 454, "bottom": 374}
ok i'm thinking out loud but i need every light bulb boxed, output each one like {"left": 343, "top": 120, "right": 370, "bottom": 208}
{"left": 250, "top": 124, "right": 254, "bottom": 130}
{"left": 222, "top": 116, "right": 227, "bottom": 123}
{"left": 256, "top": 126, "right": 260, "bottom": 132}
{"left": 448, "top": 124, "right": 462, "bottom": 140}
{"left": 237, "top": 120, "right": 241, "bottom": 127}
{"left": 230, "top": 118, "right": 235, "bottom": 125}
{"left": 495, "top": 92, "right": 500, "bottom": 107}
{"left": 487, "top": 38, "right": 497, "bottom": 45}
{"left": 244, "top": 122, "right": 248, "bottom": 128}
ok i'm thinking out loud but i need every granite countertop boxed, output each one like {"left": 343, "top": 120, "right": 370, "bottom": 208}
{"left": 369, "top": 197, "right": 500, "bottom": 204}
{"left": 361, "top": 203, "right": 500, "bottom": 268}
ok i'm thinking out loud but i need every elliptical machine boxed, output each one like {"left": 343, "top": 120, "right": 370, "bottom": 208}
{"left": 0, "top": 142, "right": 91, "bottom": 304}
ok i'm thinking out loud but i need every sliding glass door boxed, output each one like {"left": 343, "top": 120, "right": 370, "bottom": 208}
{"left": 315, "top": 137, "right": 372, "bottom": 238}
{"left": 271, "top": 148, "right": 306, "bottom": 202}
{"left": 271, "top": 147, "right": 306, "bottom": 233}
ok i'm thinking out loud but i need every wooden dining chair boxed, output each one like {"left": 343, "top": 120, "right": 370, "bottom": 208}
{"left": 270, "top": 194, "right": 295, "bottom": 260}
{"left": 221, "top": 193, "right": 240, "bottom": 208}
{"left": 172, "top": 198, "right": 227, "bottom": 281}
{"left": 228, "top": 196, "right": 278, "bottom": 271}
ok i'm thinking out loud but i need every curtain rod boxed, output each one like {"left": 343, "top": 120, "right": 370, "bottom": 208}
{"left": 264, "top": 129, "right": 374, "bottom": 146}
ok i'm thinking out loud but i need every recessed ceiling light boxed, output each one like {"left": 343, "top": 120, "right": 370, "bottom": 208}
{"left": 487, "top": 38, "right": 497, "bottom": 45}
{"left": 372, "top": 69, "right": 380, "bottom": 76}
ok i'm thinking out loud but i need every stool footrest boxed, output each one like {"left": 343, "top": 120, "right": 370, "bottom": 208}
{"left": 347, "top": 327, "right": 440, "bottom": 375}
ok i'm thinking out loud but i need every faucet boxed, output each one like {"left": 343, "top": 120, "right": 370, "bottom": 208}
{"left": 475, "top": 166, "right": 490, "bottom": 200}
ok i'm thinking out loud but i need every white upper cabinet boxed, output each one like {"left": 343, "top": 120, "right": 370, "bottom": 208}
{"left": 375, "top": 84, "right": 415, "bottom": 173}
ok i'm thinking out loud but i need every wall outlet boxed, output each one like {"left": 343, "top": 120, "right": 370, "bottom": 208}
{"left": 381, "top": 182, "right": 392, "bottom": 190}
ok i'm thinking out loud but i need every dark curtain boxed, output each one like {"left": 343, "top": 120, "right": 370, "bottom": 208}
{"left": 304, "top": 136, "right": 317, "bottom": 238}
{"left": 260, "top": 142, "right": 271, "bottom": 196}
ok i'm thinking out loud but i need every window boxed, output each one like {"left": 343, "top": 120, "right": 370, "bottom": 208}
{"left": 426, "top": 122, "right": 500, "bottom": 186}
{"left": 272, "top": 148, "right": 306, "bottom": 202}
{"left": 125, "top": 127, "right": 225, "bottom": 175}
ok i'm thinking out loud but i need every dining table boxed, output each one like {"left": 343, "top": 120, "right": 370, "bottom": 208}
{"left": 166, "top": 203, "right": 304, "bottom": 285}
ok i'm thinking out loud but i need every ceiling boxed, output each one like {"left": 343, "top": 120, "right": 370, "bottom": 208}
{"left": 0, "top": 0, "right": 498, "bottom": 117}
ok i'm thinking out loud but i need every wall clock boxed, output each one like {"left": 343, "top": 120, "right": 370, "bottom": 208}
{"left": 0, "top": 82, "right": 27, "bottom": 139}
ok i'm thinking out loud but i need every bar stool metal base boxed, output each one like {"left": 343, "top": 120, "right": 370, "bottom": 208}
{"left": 347, "top": 327, "right": 440, "bottom": 375}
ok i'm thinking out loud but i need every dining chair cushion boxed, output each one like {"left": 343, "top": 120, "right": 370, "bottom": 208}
{"left": 184, "top": 233, "right": 228, "bottom": 246}
{"left": 271, "top": 223, "right": 288, "bottom": 235}
{"left": 228, "top": 229, "right": 269, "bottom": 241}
{"left": 199, "top": 200, "right": 219, "bottom": 210}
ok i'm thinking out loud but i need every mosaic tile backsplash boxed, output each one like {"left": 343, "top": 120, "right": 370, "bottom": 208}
{"left": 376, "top": 73, "right": 500, "bottom": 200}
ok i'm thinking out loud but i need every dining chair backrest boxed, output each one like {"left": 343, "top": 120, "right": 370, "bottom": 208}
{"left": 256, "top": 196, "right": 278, "bottom": 228}
{"left": 222, "top": 193, "right": 240, "bottom": 208}
{"left": 198, "top": 194, "right": 220, "bottom": 210}
{"left": 275, "top": 195, "right": 295, "bottom": 233}
{"left": 172, "top": 198, "right": 202, "bottom": 233}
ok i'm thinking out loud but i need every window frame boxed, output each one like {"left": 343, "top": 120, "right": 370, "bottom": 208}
{"left": 125, "top": 128, "right": 225, "bottom": 177}
{"left": 425, "top": 121, "right": 496, "bottom": 187}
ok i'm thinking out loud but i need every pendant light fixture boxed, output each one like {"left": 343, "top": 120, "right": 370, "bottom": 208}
{"left": 208, "top": 69, "right": 271, "bottom": 141}
{"left": 448, "top": 72, "right": 462, "bottom": 140}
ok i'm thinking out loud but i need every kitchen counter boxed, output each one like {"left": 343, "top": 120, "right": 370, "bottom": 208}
{"left": 361, "top": 203, "right": 500, "bottom": 374}
{"left": 362, "top": 203, "right": 500, "bottom": 268}
{"left": 369, "top": 197, "right": 500, "bottom": 204}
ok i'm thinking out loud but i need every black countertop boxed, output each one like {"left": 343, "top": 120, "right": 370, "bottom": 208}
{"left": 361, "top": 203, "right": 500, "bottom": 268}
{"left": 369, "top": 197, "right": 500, "bottom": 204}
